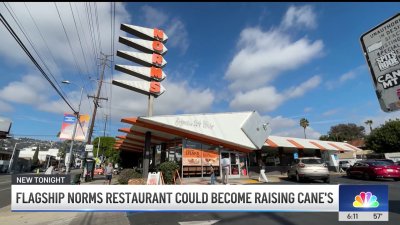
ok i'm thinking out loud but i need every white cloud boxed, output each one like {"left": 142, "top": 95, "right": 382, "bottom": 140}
{"left": 230, "top": 87, "right": 284, "bottom": 112}
{"left": 230, "top": 75, "right": 321, "bottom": 113}
{"left": 361, "top": 111, "right": 400, "bottom": 134}
{"left": 0, "top": 75, "right": 48, "bottom": 104}
{"left": 304, "top": 107, "right": 313, "bottom": 113}
{"left": 141, "top": 5, "right": 168, "bottom": 27}
{"left": 225, "top": 6, "right": 323, "bottom": 113}
{"left": 225, "top": 27, "right": 323, "bottom": 91}
{"left": 108, "top": 73, "right": 215, "bottom": 121}
{"left": 284, "top": 75, "right": 321, "bottom": 98}
{"left": 264, "top": 115, "right": 321, "bottom": 139}
{"left": 281, "top": 5, "right": 317, "bottom": 30}
{"left": 0, "top": 2, "right": 131, "bottom": 73}
{"left": 322, "top": 108, "right": 340, "bottom": 117}
{"left": 0, "top": 100, "right": 13, "bottom": 112}
{"left": 140, "top": 5, "right": 189, "bottom": 54}
{"left": 326, "top": 65, "right": 367, "bottom": 90}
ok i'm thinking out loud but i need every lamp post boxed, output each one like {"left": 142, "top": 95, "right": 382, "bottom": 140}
{"left": 8, "top": 143, "right": 18, "bottom": 173}
{"left": 62, "top": 80, "right": 84, "bottom": 173}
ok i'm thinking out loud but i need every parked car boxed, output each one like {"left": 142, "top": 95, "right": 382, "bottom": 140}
{"left": 94, "top": 167, "right": 104, "bottom": 175}
{"left": 287, "top": 157, "right": 330, "bottom": 183}
{"left": 346, "top": 160, "right": 400, "bottom": 181}
{"left": 339, "top": 160, "right": 351, "bottom": 171}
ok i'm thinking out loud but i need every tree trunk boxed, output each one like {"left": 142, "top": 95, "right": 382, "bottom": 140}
{"left": 303, "top": 128, "right": 307, "bottom": 139}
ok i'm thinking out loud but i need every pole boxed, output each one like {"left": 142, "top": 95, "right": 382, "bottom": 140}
{"left": 87, "top": 54, "right": 109, "bottom": 144}
{"left": 96, "top": 137, "right": 101, "bottom": 159}
{"left": 8, "top": 143, "right": 17, "bottom": 173}
{"left": 67, "top": 87, "right": 84, "bottom": 173}
{"left": 148, "top": 95, "right": 154, "bottom": 117}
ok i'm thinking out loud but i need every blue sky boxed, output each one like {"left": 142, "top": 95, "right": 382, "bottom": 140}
{"left": 0, "top": 2, "right": 400, "bottom": 141}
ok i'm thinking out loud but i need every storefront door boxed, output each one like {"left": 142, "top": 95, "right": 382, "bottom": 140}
{"left": 221, "top": 151, "right": 241, "bottom": 178}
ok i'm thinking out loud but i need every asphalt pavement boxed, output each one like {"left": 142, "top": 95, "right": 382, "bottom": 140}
{"left": 127, "top": 175, "right": 400, "bottom": 225}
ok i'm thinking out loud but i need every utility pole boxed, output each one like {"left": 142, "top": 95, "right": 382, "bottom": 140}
{"left": 87, "top": 53, "right": 110, "bottom": 144}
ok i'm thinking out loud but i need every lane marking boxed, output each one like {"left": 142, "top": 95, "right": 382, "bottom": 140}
{"left": 0, "top": 187, "right": 11, "bottom": 192}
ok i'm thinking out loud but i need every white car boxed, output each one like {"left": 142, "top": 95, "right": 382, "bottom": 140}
{"left": 339, "top": 160, "right": 351, "bottom": 171}
{"left": 287, "top": 157, "right": 330, "bottom": 183}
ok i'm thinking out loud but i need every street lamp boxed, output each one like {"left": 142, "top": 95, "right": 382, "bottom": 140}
{"left": 8, "top": 143, "right": 18, "bottom": 173}
{"left": 62, "top": 80, "right": 84, "bottom": 173}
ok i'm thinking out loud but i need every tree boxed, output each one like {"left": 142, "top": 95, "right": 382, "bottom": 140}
{"left": 32, "top": 145, "right": 39, "bottom": 168}
{"left": 364, "top": 120, "right": 373, "bottom": 133}
{"left": 92, "top": 137, "right": 118, "bottom": 163}
{"left": 319, "top": 123, "right": 365, "bottom": 142}
{"left": 365, "top": 119, "right": 400, "bottom": 153}
{"left": 299, "top": 118, "right": 309, "bottom": 139}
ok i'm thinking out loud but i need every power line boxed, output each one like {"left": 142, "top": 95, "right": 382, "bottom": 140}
{"left": 85, "top": 2, "right": 100, "bottom": 77}
{"left": 74, "top": 2, "right": 98, "bottom": 77}
{"left": 54, "top": 2, "right": 92, "bottom": 99}
{"left": 3, "top": 2, "right": 71, "bottom": 103}
{"left": 94, "top": 2, "right": 102, "bottom": 52}
{"left": 22, "top": 2, "right": 70, "bottom": 100}
{"left": 0, "top": 12, "right": 76, "bottom": 113}
{"left": 69, "top": 2, "right": 91, "bottom": 81}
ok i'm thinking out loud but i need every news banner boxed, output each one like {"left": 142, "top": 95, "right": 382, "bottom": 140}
{"left": 11, "top": 175, "right": 388, "bottom": 221}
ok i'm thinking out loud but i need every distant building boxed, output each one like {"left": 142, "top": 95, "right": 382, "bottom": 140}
{"left": 18, "top": 147, "right": 61, "bottom": 162}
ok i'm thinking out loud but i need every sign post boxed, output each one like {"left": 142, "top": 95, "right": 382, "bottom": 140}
{"left": 360, "top": 13, "right": 400, "bottom": 112}
{"left": 113, "top": 24, "right": 169, "bottom": 178}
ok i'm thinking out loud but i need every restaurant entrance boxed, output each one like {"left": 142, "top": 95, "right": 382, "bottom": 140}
{"left": 220, "top": 151, "right": 248, "bottom": 178}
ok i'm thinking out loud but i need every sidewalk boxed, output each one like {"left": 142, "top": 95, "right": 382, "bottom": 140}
{"left": 182, "top": 174, "right": 284, "bottom": 185}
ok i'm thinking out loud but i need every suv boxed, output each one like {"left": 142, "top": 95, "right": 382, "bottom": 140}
{"left": 287, "top": 157, "right": 330, "bottom": 183}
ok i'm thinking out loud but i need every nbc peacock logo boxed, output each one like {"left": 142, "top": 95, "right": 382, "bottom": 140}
{"left": 353, "top": 192, "right": 379, "bottom": 208}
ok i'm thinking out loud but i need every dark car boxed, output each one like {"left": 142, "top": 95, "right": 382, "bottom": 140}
{"left": 346, "top": 160, "right": 400, "bottom": 181}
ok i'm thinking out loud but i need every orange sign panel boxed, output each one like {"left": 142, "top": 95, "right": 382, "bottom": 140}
{"left": 202, "top": 150, "right": 219, "bottom": 166}
{"left": 183, "top": 148, "right": 202, "bottom": 166}
{"left": 183, "top": 148, "right": 219, "bottom": 166}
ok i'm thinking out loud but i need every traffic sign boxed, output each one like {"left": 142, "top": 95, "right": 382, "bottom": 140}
{"left": 361, "top": 13, "right": 400, "bottom": 112}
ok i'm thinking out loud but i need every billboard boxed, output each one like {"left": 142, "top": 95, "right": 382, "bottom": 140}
{"left": 59, "top": 113, "right": 90, "bottom": 141}
{"left": 360, "top": 13, "right": 400, "bottom": 112}
{"left": 0, "top": 116, "right": 12, "bottom": 138}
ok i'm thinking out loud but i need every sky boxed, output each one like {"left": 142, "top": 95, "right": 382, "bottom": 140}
{"left": 0, "top": 2, "right": 400, "bottom": 142}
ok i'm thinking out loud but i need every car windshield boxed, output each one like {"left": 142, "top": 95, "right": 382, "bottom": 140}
{"left": 301, "top": 159, "right": 323, "bottom": 164}
{"left": 367, "top": 161, "right": 393, "bottom": 166}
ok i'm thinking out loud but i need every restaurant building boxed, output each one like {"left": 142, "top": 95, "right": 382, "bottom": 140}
{"left": 114, "top": 111, "right": 361, "bottom": 178}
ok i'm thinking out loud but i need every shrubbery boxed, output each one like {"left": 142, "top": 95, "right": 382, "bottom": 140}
{"left": 159, "top": 161, "right": 179, "bottom": 184}
{"left": 118, "top": 169, "right": 142, "bottom": 184}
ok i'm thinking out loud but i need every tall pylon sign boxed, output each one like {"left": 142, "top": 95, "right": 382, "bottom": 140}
{"left": 113, "top": 24, "right": 168, "bottom": 116}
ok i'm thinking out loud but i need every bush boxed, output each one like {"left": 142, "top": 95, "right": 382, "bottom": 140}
{"left": 159, "top": 161, "right": 179, "bottom": 184}
{"left": 118, "top": 169, "right": 142, "bottom": 184}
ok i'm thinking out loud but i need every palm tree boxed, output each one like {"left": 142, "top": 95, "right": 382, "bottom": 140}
{"left": 299, "top": 118, "right": 309, "bottom": 139}
{"left": 364, "top": 120, "right": 373, "bottom": 133}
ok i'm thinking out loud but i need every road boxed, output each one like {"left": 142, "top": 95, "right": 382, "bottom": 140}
{"left": 127, "top": 175, "right": 400, "bottom": 225}
{"left": 0, "top": 174, "right": 11, "bottom": 209}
